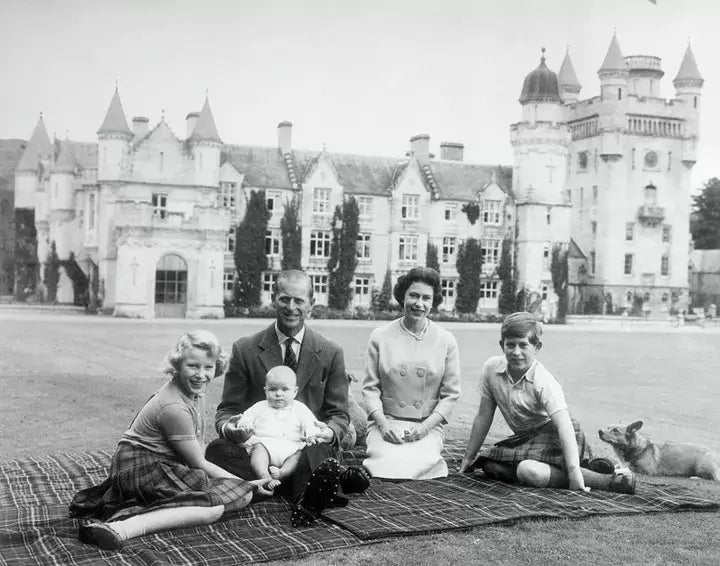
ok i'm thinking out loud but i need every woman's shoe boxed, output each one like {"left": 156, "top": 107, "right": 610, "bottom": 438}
{"left": 79, "top": 519, "right": 124, "bottom": 550}
{"left": 290, "top": 458, "right": 341, "bottom": 527}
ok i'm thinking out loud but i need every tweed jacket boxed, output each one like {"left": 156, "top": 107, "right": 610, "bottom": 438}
{"left": 362, "top": 319, "right": 460, "bottom": 422}
{"left": 215, "top": 323, "right": 349, "bottom": 446}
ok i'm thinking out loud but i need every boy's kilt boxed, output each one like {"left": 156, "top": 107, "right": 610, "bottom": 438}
{"left": 69, "top": 443, "right": 255, "bottom": 521}
{"left": 473, "top": 417, "right": 592, "bottom": 470}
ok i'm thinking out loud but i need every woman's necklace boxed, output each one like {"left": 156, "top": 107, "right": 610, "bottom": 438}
{"left": 399, "top": 318, "right": 429, "bottom": 341}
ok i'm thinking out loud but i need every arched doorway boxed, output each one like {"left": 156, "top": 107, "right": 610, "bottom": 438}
{"left": 154, "top": 254, "right": 187, "bottom": 318}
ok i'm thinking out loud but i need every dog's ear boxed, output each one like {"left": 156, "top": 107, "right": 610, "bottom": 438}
{"left": 627, "top": 420, "right": 643, "bottom": 435}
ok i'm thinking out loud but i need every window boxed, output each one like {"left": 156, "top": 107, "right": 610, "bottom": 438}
{"left": 313, "top": 188, "right": 331, "bottom": 214}
{"left": 591, "top": 221, "right": 597, "bottom": 239}
{"left": 577, "top": 151, "right": 588, "bottom": 170}
{"left": 310, "top": 274, "right": 328, "bottom": 294}
{"left": 355, "top": 277, "right": 371, "bottom": 296}
{"left": 482, "top": 239, "right": 501, "bottom": 266}
{"left": 668, "top": 151, "right": 672, "bottom": 172}
{"left": 356, "top": 233, "right": 371, "bottom": 259}
{"left": 662, "top": 225, "right": 671, "bottom": 243}
{"left": 590, "top": 251, "right": 596, "bottom": 275}
{"left": 442, "top": 237, "right": 457, "bottom": 264}
{"left": 625, "top": 222, "right": 635, "bottom": 241}
{"left": 401, "top": 194, "right": 419, "bottom": 219}
{"left": 159, "top": 151, "right": 164, "bottom": 173}
{"left": 546, "top": 207, "right": 552, "bottom": 225}
{"left": 265, "top": 229, "right": 280, "bottom": 256}
{"left": 661, "top": 256, "right": 670, "bottom": 276}
{"left": 398, "top": 234, "right": 418, "bottom": 261}
{"left": 479, "top": 281, "right": 499, "bottom": 299}
{"left": 541, "top": 283, "right": 549, "bottom": 301}
{"left": 543, "top": 242, "right": 550, "bottom": 270}
{"left": 262, "top": 272, "right": 278, "bottom": 292}
{"left": 483, "top": 200, "right": 501, "bottom": 224}
{"left": 441, "top": 279, "right": 455, "bottom": 301}
{"left": 444, "top": 203, "right": 457, "bottom": 221}
{"left": 226, "top": 227, "right": 235, "bottom": 252}
{"left": 88, "top": 193, "right": 96, "bottom": 230}
{"left": 266, "top": 190, "right": 282, "bottom": 213}
{"left": 579, "top": 187, "right": 584, "bottom": 207}
{"left": 218, "top": 182, "right": 236, "bottom": 211}
{"left": 624, "top": 254, "right": 633, "bottom": 275}
{"left": 310, "top": 230, "right": 332, "bottom": 257}
{"left": 592, "top": 185, "right": 598, "bottom": 202}
{"left": 223, "top": 271, "right": 235, "bottom": 293}
{"left": 152, "top": 193, "right": 168, "bottom": 219}
{"left": 357, "top": 196, "right": 373, "bottom": 219}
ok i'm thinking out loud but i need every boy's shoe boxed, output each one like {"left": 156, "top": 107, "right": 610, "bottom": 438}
{"left": 608, "top": 469, "right": 636, "bottom": 495}
{"left": 339, "top": 465, "right": 371, "bottom": 494}
{"left": 584, "top": 457, "right": 616, "bottom": 475}
{"left": 290, "top": 458, "right": 341, "bottom": 527}
{"left": 79, "top": 519, "right": 124, "bottom": 550}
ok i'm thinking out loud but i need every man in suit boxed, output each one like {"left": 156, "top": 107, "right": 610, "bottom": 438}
{"left": 206, "top": 269, "right": 368, "bottom": 523}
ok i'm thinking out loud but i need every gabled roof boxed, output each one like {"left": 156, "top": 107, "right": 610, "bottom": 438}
{"left": 17, "top": 116, "right": 53, "bottom": 171}
{"left": 189, "top": 97, "right": 221, "bottom": 143}
{"left": 690, "top": 249, "right": 720, "bottom": 273}
{"left": 430, "top": 162, "right": 513, "bottom": 200}
{"left": 295, "top": 150, "right": 398, "bottom": 196}
{"left": 598, "top": 33, "right": 627, "bottom": 73}
{"left": 222, "top": 145, "right": 292, "bottom": 189}
{"left": 674, "top": 43, "right": 703, "bottom": 84}
{"left": 97, "top": 88, "right": 132, "bottom": 137}
{"left": 568, "top": 238, "right": 587, "bottom": 259}
{"left": 558, "top": 48, "right": 581, "bottom": 90}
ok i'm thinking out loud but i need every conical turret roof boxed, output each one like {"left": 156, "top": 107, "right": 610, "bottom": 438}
{"left": 519, "top": 49, "right": 561, "bottom": 105}
{"left": 189, "top": 96, "right": 221, "bottom": 143}
{"left": 52, "top": 139, "right": 77, "bottom": 173}
{"left": 558, "top": 48, "right": 581, "bottom": 90}
{"left": 97, "top": 87, "right": 132, "bottom": 137}
{"left": 598, "top": 33, "right": 627, "bottom": 73}
{"left": 674, "top": 43, "right": 703, "bottom": 84}
{"left": 17, "top": 115, "right": 53, "bottom": 172}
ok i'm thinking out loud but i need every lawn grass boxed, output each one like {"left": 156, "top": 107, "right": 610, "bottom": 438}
{"left": 2, "top": 313, "right": 720, "bottom": 564}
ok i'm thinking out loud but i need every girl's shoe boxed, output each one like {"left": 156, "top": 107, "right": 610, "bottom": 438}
{"left": 290, "top": 458, "right": 341, "bottom": 527}
{"left": 79, "top": 519, "right": 124, "bottom": 550}
{"left": 608, "top": 470, "right": 637, "bottom": 495}
{"left": 585, "top": 457, "right": 616, "bottom": 475}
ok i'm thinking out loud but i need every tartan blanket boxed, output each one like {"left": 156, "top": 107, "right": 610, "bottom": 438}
{"left": 1, "top": 441, "right": 718, "bottom": 565}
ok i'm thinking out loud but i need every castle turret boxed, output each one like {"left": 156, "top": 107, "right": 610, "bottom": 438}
{"left": 188, "top": 96, "right": 221, "bottom": 187}
{"left": 674, "top": 43, "right": 703, "bottom": 136}
{"left": 48, "top": 139, "right": 77, "bottom": 302}
{"left": 558, "top": 48, "right": 581, "bottom": 105}
{"left": 15, "top": 115, "right": 52, "bottom": 209}
{"left": 511, "top": 49, "right": 571, "bottom": 303}
{"left": 598, "top": 33, "right": 628, "bottom": 102}
{"left": 97, "top": 87, "right": 132, "bottom": 181}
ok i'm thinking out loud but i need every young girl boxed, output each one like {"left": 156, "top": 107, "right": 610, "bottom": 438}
{"left": 459, "top": 312, "right": 635, "bottom": 494}
{"left": 70, "top": 330, "right": 271, "bottom": 550}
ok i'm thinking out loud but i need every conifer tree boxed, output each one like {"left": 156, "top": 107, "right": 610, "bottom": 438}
{"left": 551, "top": 243, "right": 569, "bottom": 322}
{"left": 691, "top": 177, "right": 720, "bottom": 249}
{"left": 455, "top": 238, "right": 483, "bottom": 313}
{"left": 372, "top": 268, "right": 393, "bottom": 312}
{"left": 13, "top": 209, "right": 37, "bottom": 298}
{"left": 234, "top": 190, "right": 270, "bottom": 307}
{"left": 426, "top": 241, "right": 440, "bottom": 272}
{"left": 44, "top": 241, "right": 60, "bottom": 303}
{"left": 327, "top": 197, "right": 359, "bottom": 310}
{"left": 280, "top": 193, "right": 302, "bottom": 270}
{"left": 497, "top": 236, "right": 516, "bottom": 314}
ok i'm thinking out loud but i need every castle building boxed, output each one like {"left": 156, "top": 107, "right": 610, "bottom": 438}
{"left": 13, "top": 92, "right": 513, "bottom": 318}
{"left": 512, "top": 35, "right": 702, "bottom": 315}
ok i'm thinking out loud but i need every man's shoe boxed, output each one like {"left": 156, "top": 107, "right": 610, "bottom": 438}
{"left": 290, "top": 458, "right": 341, "bottom": 527}
{"left": 340, "top": 465, "right": 370, "bottom": 494}
{"left": 79, "top": 519, "right": 124, "bottom": 550}
{"left": 608, "top": 470, "right": 636, "bottom": 495}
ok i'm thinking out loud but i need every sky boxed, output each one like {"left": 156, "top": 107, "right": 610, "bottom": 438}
{"left": 1, "top": 0, "right": 718, "bottom": 190}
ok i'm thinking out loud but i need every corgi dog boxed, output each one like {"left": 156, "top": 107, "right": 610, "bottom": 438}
{"left": 599, "top": 420, "right": 720, "bottom": 481}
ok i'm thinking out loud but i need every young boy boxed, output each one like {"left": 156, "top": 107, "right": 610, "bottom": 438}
{"left": 237, "top": 366, "right": 321, "bottom": 490}
{"left": 459, "top": 312, "right": 635, "bottom": 494}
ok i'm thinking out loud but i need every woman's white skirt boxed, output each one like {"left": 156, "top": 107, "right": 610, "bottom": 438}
{"left": 363, "top": 417, "right": 447, "bottom": 480}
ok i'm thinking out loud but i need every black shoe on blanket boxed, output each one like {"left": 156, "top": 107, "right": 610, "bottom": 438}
{"left": 583, "top": 457, "right": 616, "bottom": 475}
{"left": 608, "top": 469, "right": 636, "bottom": 495}
{"left": 79, "top": 519, "right": 124, "bottom": 550}
{"left": 290, "top": 458, "right": 341, "bottom": 527}
{"left": 339, "top": 465, "right": 371, "bottom": 494}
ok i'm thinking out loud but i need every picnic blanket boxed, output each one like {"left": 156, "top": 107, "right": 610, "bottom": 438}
{"left": 1, "top": 440, "right": 718, "bottom": 565}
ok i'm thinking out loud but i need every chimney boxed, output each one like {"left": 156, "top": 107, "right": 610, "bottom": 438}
{"left": 186, "top": 112, "right": 199, "bottom": 139}
{"left": 440, "top": 142, "right": 464, "bottom": 162}
{"left": 132, "top": 116, "right": 149, "bottom": 139}
{"left": 409, "top": 134, "right": 430, "bottom": 161}
{"left": 278, "top": 121, "right": 293, "bottom": 154}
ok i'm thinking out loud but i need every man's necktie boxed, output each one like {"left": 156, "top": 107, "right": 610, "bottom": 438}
{"left": 284, "top": 337, "right": 298, "bottom": 371}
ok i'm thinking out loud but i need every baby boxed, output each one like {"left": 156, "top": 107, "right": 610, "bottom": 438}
{"left": 237, "top": 366, "right": 321, "bottom": 489}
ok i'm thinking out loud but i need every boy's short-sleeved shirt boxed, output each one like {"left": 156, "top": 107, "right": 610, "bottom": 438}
{"left": 480, "top": 355, "right": 567, "bottom": 434}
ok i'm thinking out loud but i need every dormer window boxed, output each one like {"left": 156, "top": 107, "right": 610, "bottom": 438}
{"left": 483, "top": 199, "right": 501, "bottom": 224}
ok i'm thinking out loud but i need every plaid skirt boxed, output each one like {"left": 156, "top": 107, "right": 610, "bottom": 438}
{"left": 473, "top": 417, "right": 593, "bottom": 470}
{"left": 69, "top": 443, "right": 256, "bottom": 522}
